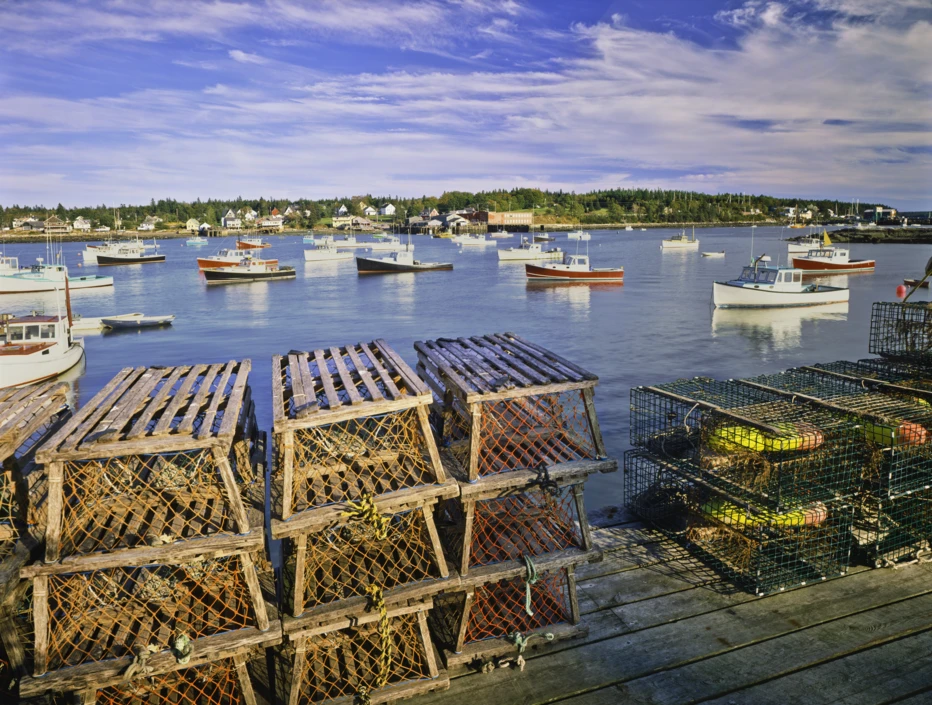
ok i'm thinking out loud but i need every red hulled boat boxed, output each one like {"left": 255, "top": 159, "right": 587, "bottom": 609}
{"left": 790, "top": 247, "right": 875, "bottom": 274}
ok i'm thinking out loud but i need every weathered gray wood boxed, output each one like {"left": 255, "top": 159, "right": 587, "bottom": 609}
{"left": 150, "top": 364, "right": 207, "bottom": 436}
{"left": 212, "top": 447, "right": 251, "bottom": 532}
{"left": 467, "top": 402, "right": 482, "bottom": 482}
{"left": 58, "top": 367, "right": 146, "bottom": 452}
{"left": 32, "top": 574, "right": 49, "bottom": 676}
{"left": 457, "top": 459, "right": 616, "bottom": 499}
{"left": 91, "top": 366, "right": 167, "bottom": 443}
{"left": 280, "top": 430, "right": 294, "bottom": 519}
{"left": 271, "top": 355, "right": 287, "bottom": 427}
{"left": 286, "top": 599, "right": 432, "bottom": 640}
{"left": 240, "top": 551, "right": 271, "bottom": 631}
{"left": 175, "top": 363, "right": 223, "bottom": 436}
{"left": 0, "top": 381, "right": 69, "bottom": 460}
{"left": 295, "top": 353, "right": 319, "bottom": 418}
{"left": 418, "top": 609, "right": 441, "bottom": 679}
{"left": 288, "top": 353, "right": 308, "bottom": 418}
{"left": 360, "top": 341, "right": 403, "bottom": 400}
{"left": 234, "top": 652, "right": 260, "bottom": 705}
{"left": 581, "top": 388, "right": 607, "bottom": 458}
{"left": 217, "top": 359, "right": 251, "bottom": 439}
{"left": 346, "top": 344, "right": 384, "bottom": 402}
{"left": 125, "top": 365, "right": 188, "bottom": 440}
{"left": 313, "top": 349, "right": 341, "bottom": 410}
{"left": 502, "top": 333, "right": 598, "bottom": 381}
{"left": 330, "top": 347, "right": 364, "bottom": 405}
{"left": 421, "top": 505, "right": 450, "bottom": 579}
{"left": 572, "top": 484, "right": 593, "bottom": 552}
{"left": 416, "top": 403, "right": 446, "bottom": 482}
{"left": 373, "top": 338, "right": 430, "bottom": 396}
{"left": 43, "top": 461, "right": 64, "bottom": 562}
{"left": 291, "top": 533, "right": 307, "bottom": 616}
{"left": 197, "top": 360, "right": 238, "bottom": 440}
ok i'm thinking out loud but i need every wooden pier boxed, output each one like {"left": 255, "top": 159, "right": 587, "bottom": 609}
{"left": 407, "top": 511, "right": 932, "bottom": 705}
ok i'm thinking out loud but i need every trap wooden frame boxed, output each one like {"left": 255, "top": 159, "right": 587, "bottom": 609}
{"left": 270, "top": 340, "right": 457, "bottom": 539}
{"left": 414, "top": 333, "right": 616, "bottom": 483}
{"left": 34, "top": 361, "right": 261, "bottom": 565}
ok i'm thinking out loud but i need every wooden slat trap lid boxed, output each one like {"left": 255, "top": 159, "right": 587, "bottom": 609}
{"left": 414, "top": 333, "right": 598, "bottom": 403}
{"left": 273, "top": 339, "right": 430, "bottom": 429}
{"left": 36, "top": 361, "right": 251, "bottom": 463}
{"left": 0, "top": 381, "right": 70, "bottom": 461}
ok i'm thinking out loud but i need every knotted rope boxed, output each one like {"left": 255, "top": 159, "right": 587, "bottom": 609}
{"left": 529, "top": 464, "right": 559, "bottom": 497}
{"left": 522, "top": 555, "right": 540, "bottom": 617}
{"left": 366, "top": 584, "right": 393, "bottom": 688}
{"left": 122, "top": 644, "right": 158, "bottom": 681}
{"left": 342, "top": 492, "right": 389, "bottom": 540}
{"left": 506, "top": 630, "right": 554, "bottom": 654}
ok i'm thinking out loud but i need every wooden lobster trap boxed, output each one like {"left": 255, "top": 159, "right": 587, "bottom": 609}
{"left": 33, "top": 361, "right": 263, "bottom": 564}
{"left": 414, "top": 334, "right": 615, "bottom": 483}
{"left": 279, "top": 599, "right": 449, "bottom": 705}
{"left": 428, "top": 552, "right": 588, "bottom": 672}
{"left": 270, "top": 341, "right": 457, "bottom": 538}
{"left": 435, "top": 463, "right": 597, "bottom": 576}
{"left": 10, "top": 546, "right": 279, "bottom": 695}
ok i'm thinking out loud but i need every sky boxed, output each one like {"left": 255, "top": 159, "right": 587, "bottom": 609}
{"left": 1, "top": 0, "right": 930, "bottom": 209}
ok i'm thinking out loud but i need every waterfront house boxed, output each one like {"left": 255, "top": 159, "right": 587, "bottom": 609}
{"left": 44, "top": 215, "right": 72, "bottom": 234}
{"left": 12, "top": 218, "right": 27, "bottom": 229}
{"left": 258, "top": 214, "right": 284, "bottom": 230}
{"left": 335, "top": 204, "right": 349, "bottom": 216}
{"left": 363, "top": 205, "right": 377, "bottom": 216}
{"left": 241, "top": 208, "right": 258, "bottom": 221}
{"left": 72, "top": 216, "right": 92, "bottom": 231}
{"left": 222, "top": 209, "right": 242, "bottom": 229}
{"left": 185, "top": 218, "right": 200, "bottom": 232}
{"left": 137, "top": 222, "right": 155, "bottom": 231}
{"left": 864, "top": 207, "right": 897, "bottom": 221}
{"left": 465, "top": 210, "right": 533, "bottom": 227}
{"left": 26, "top": 220, "right": 46, "bottom": 231}
{"left": 379, "top": 203, "right": 396, "bottom": 216}
{"left": 420, "top": 208, "right": 439, "bottom": 218}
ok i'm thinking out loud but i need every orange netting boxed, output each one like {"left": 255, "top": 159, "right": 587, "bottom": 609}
{"left": 438, "top": 485, "right": 583, "bottom": 570}
{"left": 286, "top": 507, "right": 443, "bottom": 614}
{"left": 442, "top": 391, "right": 596, "bottom": 478}
{"left": 94, "top": 657, "right": 250, "bottom": 705}
{"left": 291, "top": 612, "right": 432, "bottom": 704}
{"left": 463, "top": 569, "right": 572, "bottom": 645}
{"left": 43, "top": 554, "right": 259, "bottom": 671}
{"left": 58, "top": 445, "right": 256, "bottom": 557}
{"left": 282, "top": 408, "right": 436, "bottom": 514}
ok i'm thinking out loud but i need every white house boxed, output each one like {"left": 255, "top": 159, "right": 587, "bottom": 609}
{"left": 363, "top": 205, "right": 377, "bottom": 216}
{"left": 258, "top": 214, "right": 284, "bottom": 229}
{"left": 72, "top": 216, "right": 92, "bottom": 231}
{"left": 379, "top": 203, "right": 396, "bottom": 216}
{"left": 185, "top": 218, "right": 200, "bottom": 232}
{"left": 240, "top": 208, "right": 258, "bottom": 221}
{"left": 222, "top": 209, "right": 242, "bottom": 229}
{"left": 335, "top": 204, "right": 349, "bottom": 216}
{"left": 137, "top": 222, "right": 155, "bottom": 231}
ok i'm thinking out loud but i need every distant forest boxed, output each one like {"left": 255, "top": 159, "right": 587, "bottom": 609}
{"left": 0, "top": 188, "right": 885, "bottom": 229}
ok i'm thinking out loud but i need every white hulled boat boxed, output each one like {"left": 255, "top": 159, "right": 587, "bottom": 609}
{"left": 525, "top": 233, "right": 623, "bottom": 283}
{"left": 304, "top": 245, "right": 353, "bottom": 262}
{"left": 367, "top": 235, "right": 406, "bottom": 252}
{"left": 197, "top": 248, "right": 278, "bottom": 270}
{"left": 0, "top": 258, "right": 113, "bottom": 294}
{"left": 304, "top": 233, "right": 333, "bottom": 245}
{"left": 713, "top": 260, "right": 849, "bottom": 308}
{"left": 661, "top": 228, "right": 699, "bottom": 250}
{"left": 490, "top": 230, "right": 513, "bottom": 239}
{"left": 456, "top": 234, "right": 495, "bottom": 247}
{"left": 236, "top": 236, "right": 271, "bottom": 249}
{"left": 567, "top": 230, "right": 589, "bottom": 240}
{"left": 497, "top": 237, "right": 563, "bottom": 262}
{"left": 83, "top": 237, "right": 156, "bottom": 264}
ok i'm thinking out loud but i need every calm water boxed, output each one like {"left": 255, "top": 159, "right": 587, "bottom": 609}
{"left": 3, "top": 227, "right": 927, "bottom": 511}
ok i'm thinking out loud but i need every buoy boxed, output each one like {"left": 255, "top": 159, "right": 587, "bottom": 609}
{"left": 897, "top": 284, "right": 908, "bottom": 298}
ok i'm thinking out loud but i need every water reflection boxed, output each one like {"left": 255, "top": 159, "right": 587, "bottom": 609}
{"left": 206, "top": 279, "right": 273, "bottom": 315}
{"left": 711, "top": 302, "right": 849, "bottom": 351}
{"left": 525, "top": 281, "right": 603, "bottom": 318}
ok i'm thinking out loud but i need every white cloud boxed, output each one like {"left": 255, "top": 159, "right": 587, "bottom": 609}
{"left": 228, "top": 49, "right": 268, "bottom": 64}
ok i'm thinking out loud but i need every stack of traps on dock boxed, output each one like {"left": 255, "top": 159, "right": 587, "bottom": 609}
{"left": 626, "top": 301, "right": 932, "bottom": 595}
{"left": 4, "top": 361, "right": 278, "bottom": 705}
{"left": 415, "top": 334, "right": 616, "bottom": 671}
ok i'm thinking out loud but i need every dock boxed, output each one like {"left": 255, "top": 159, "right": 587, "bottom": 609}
{"left": 412, "top": 512, "right": 932, "bottom": 705}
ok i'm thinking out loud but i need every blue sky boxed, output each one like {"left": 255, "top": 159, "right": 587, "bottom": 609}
{"left": 1, "top": 0, "right": 930, "bottom": 209}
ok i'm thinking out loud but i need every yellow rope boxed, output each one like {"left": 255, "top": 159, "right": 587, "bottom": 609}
{"left": 365, "top": 584, "right": 393, "bottom": 688}
{"left": 342, "top": 492, "right": 389, "bottom": 540}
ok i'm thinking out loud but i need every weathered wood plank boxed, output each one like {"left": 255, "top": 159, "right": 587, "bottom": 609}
{"left": 149, "top": 364, "right": 207, "bottom": 436}
{"left": 91, "top": 367, "right": 167, "bottom": 443}
{"left": 345, "top": 344, "right": 384, "bottom": 402}
{"left": 313, "top": 349, "right": 341, "bottom": 411}
{"left": 361, "top": 341, "right": 403, "bottom": 400}
{"left": 125, "top": 366, "right": 188, "bottom": 440}
{"left": 295, "top": 353, "right": 319, "bottom": 418}
{"left": 217, "top": 359, "right": 251, "bottom": 439}
{"left": 175, "top": 363, "right": 223, "bottom": 436}
{"left": 330, "top": 347, "right": 364, "bottom": 405}
{"left": 58, "top": 367, "right": 146, "bottom": 452}
{"left": 271, "top": 355, "right": 287, "bottom": 427}
{"left": 196, "top": 360, "right": 238, "bottom": 440}
{"left": 373, "top": 338, "right": 430, "bottom": 396}
{"left": 502, "top": 333, "right": 598, "bottom": 381}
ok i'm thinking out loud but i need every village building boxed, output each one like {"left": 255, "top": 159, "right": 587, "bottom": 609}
{"left": 23, "top": 219, "right": 45, "bottom": 231}
{"left": 137, "top": 222, "right": 155, "bottom": 231}
{"left": 44, "top": 215, "right": 72, "bottom": 234}
{"left": 240, "top": 208, "right": 258, "bottom": 221}
{"left": 335, "top": 204, "right": 349, "bottom": 216}
{"left": 72, "top": 216, "right": 92, "bottom": 231}
{"left": 419, "top": 208, "right": 439, "bottom": 218}
{"left": 258, "top": 214, "right": 284, "bottom": 230}
{"left": 332, "top": 215, "right": 375, "bottom": 230}
{"left": 363, "top": 205, "right": 377, "bottom": 216}
{"left": 222, "top": 209, "right": 242, "bottom": 229}
{"left": 864, "top": 207, "right": 897, "bottom": 221}
{"left": 379, "top": 203, "right": 396, "bottom": 216}
{"left": 465, "top": 210, "right": 533, "bottom": 227}
{"left": 185, "top": 218, "right": 200, "bottom": 232}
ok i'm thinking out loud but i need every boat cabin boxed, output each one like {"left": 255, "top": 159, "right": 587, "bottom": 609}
{"left": 803, "top": 247, "right": 847, "bottom": 261}
{"left": 564, "top": 254, "right": 589, "bottom": 268}
{"left": 0, "top": 314, "right": 72, "bottom": 349}
{"left": 0, "top": 256, "right": 21, "bottom": 272}
{"left": 728, "top": 265, "right": 804, "bottom": 290}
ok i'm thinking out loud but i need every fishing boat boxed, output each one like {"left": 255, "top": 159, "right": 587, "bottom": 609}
{"left": 83, "top": 237, "right": 157, "bottom": 264}
{"left": 0, "top": 258, "right": 113, "bottom": 294}
{"left": 186, "top": 236, "right": 209, "bottom": 246}
{"left": 525, "top": 233, "right": 622, "bottom": 282}
{"left": 304, "top": 233, "right": 333, "bottom": 245}
{"left": 456, "top": 234, "right": 495, "bottom": 247}
{"left": 304, "top": 245, "right": 353, "bottom": 262}
{"left": 661, "top": 228, "right": 699, "bottom": 250}
{"left": 490, "top": 230, "right": 513, "bottom": 239}
{"left": 534, "top": 234, "right": 556, "bottom": 242}
{"left": 367, "top": 235, "right": 406, "bottom": 251}
{"left": 236, "top": 236, "right": 271, "bottom": 249}
{"left": 356, "top": 236, "right": 452, "bottom": 274}
{"left": 713, "top": 260, "right": 849, "bottom": 308}
{"left": 101, "top": 313, "right": 175, "bottom": 328}
{"left": 625, "top": 226, "right": 634, "bottom": 231}
{"left": 0, "top": 290, "right": 85, "bottom": 388}
{"left": 787, "top": 233, "right": 826, "bottom": 255}
{"left": 332, "top": 233, "right": 370, "bottom": 248}
{"left": 905, "top": 279, "right": 930, "bottom": 289}
{"left": 95, "top": 240, "right": 164, "bottom": 265}
{"left": 790, "top": 247, "right": 875, "bottom": 274}
{"left": 197, "top": 249, "right": 278, "bottom": 270}
{"left": 497, "top": 238, "right": 563, "bottom": 262}
{"left": 701, "top": 251, "right": 725, "bottom": 258}
{"left": 567, "top": 230, "right": 589, "bottom": 240}
{"left": 203, "top": 260, "right": 296, "bottom": 284}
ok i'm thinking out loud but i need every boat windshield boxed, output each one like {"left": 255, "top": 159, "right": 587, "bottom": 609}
{"left": 737, "top": 267, "right": 778, "bottom": 283}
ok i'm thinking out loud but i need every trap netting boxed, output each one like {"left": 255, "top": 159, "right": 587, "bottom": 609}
{"left": 58, "top": 446, "right": 254, "bottom": 557}
{"left": 625, "top": 451, "right": 853, "bottom": 595}
{"left": 852, "top": 486, "right": 932, "bottom": 567}
{"left": 630, "top": 382, "right": 863, "bottom": 509}
{"left": 283, "top": 408, "right": 437, "bottom": 515}
{"left": 290, "top": 612, "right": 433, "bottom": 704}
{"left": 38, "top": 554, "right": 260, "bottom": 672}
{"left": 284, "top": 506, "right": 444, "bottom": 614}
{"left": 437, "top": 485, "right": 583, "bottom": 571}
{"left": 869, "top": 301, "right": 932, "bottom": 364}
{"left": 441, "top": 391, "right": 596, "bottom": 479}
{"left": 93, "top": 657, "right": 252, "bottom": 705}
{"left": 814, "top": 358, "right": 932, "bottom": 391}
{"left": 748, "top": 369, "right": 932, "bottom": 497}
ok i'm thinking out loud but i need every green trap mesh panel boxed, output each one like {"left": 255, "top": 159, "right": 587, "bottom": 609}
{"left": 285, "top": 507, "right": 443, "bottom": 614}
{"left": 59, "top": 446, "right": 254, "bottom": 557}
{"left": 625, "top": 450, "right": 853, "bottom": 595}
{"left": 869, "top": 301, "right": 932, "bottom": 364}
{"left": 630, "top": 380, "right": 863, "bottom": 509}
{"left": 94, "top": 658, "right": 249, "bottom": 705}
{"left": 853, "top": 486, "right": 932, "bottom": 567}
{"left": 283, "top": 409, "right": 436, "bottom": 514}
{"left": 291, "top": 613, "right": 433, "bottom": 704}
{"left": 814, "top": 358, "right": 932, "bottom": 391}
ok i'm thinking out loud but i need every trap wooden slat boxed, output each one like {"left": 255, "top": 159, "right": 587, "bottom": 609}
{"left": 124, "top": 366, "right": 189, "bottom": 440}
{"left": 0, "top": 380, "right": 70, "bottom": 461}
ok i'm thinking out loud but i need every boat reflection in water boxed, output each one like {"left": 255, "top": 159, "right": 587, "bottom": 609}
{"left": 525, "top": 280, "right": 623, "bottom": 318}
{"left": 711, "top": 302, "right": 849, "bottom": 352}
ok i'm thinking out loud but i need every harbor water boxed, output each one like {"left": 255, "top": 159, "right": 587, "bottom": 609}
{"left": 2, "top": 227, "right": 925, "bottom": 510}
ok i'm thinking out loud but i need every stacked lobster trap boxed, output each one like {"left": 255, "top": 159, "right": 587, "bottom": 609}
{"left": 6, "top": 361, "right": 279, "bottom": 705}
{"left": 627, "top": 377, "right": 860, "bottom": 595}
{"left": 414, "top": 333, "right": 616, "bottom": 671}
{"left": 270, "top": 341, "right": 458, "bottom": 705}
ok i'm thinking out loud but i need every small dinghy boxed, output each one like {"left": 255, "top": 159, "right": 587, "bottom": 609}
{"left": 701, "top": 251, "right": 725, "bottom": 258}
{"left": 904, "top": 279, "right": 930, "bottom": 289}
{"left": 101, "top": 313, "right": 175, "bottom": 329}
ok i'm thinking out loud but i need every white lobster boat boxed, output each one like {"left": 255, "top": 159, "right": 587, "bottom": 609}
{"left": 497, "top": 238, "right": 563, "bottom": 261}
{"left": 713, "top": 261, "right": 849, "bottom": 308}
{"left": 304, "top": 245, "right": 353, "bottom": 262}
{"left": 367, "top": 235, "right": 406, "bottom": 252}
{"left": 661, "top": 228, "right": 699, "bottom": 250}
{"left": 83, "top": 238, "right": 157, "bottom": 264}
{"left": 456, "top": 234, "right": 495, "bottom": 247}
{"left": 0, "top": 258, "right": 113, "bottom": 294}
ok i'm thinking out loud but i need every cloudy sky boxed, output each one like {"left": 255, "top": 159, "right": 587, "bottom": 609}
{"left": 1, "top": 0, "right": 930, "bottom": 208}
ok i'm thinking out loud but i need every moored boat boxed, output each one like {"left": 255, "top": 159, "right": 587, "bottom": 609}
{"left": 526, "top": 254, "right": 623, "bottom": 282}
{"left": 236, "top": 236, "right": 271, "bottom": 249}
{"left": 567, "top": 230, "right": 589, "bottom": 240}
{"left": 356, "top": 241, "right": 452, "bottom": 274}
{"left": 203, "top": 260, "right": 296, "bottom": 283}
{"left": 905, "top": 279, "right": 930, "bottom": 289}
{"left": 490, "top": 230, "right": 512, "bottom": 239}
{"left": 534, "top": 234, "right": 556, "bottom": 242}
{"left": 186, "top": 236, "right": 209, "bottom": 246}
{"left": 713, "top": 261, "right": 849, "bottom": 308}
{"left": 83, "top": 237, "right": 156, "bottom": 264}
{"left": 497, "top": 238, "right": 563, "bottom": 262}
{"left": 787, "top": 234, "right": 825, "bottom": 255}
{"left": 0, "top": 258, "right": 113, "bottom": 294}
{"left": 101, "top": 313, "right": 175, "bottom": 328}
{"left": 790, "top": 247, "right": 875, "bottom": 274}
{"left": 661, "top": 228, "right": 699, "bottom": 250}
{"left": 367, "top": 235, "right": 406, "bottom": 251}
{"left": 455, "top": 234, "right": 494, "bottom": 247}
{"left": 304, "top": 246, "right": 353, "bottom": 262}
{"left": 197, "top": 248, "right": 278, "bottom": 270}
{"left": 304, "top": 233, "right": 333, "bottom": 245}
{"left": 701, "top": 251, "right": 725, "bottom": 258}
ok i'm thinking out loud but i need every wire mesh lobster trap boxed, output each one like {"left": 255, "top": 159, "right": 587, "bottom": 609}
{"left": 33, "top": 362, "right": 262, "bottom": 563}
{"left": 14, "top": 549, "right": 272, "bottom": 679}
{"left": 630, "top": 379, "right": 864, "bottom": 509}
{"left": 271, "top": 341, "right": 455, "bottom": 536}
{"left": 814, "top": 358, "right": 932, "bottom": 391}
{"left": 869, "top": 301, "right": 932, "bottom": 365}
{"left": 744, "top": 368, "right": 932, "bottom": 498}
{"left": 852, "top": 485, "right": 932, "bottom": 568}
{"left": 282, "top": 601, "right": 448, "bottom": 705}
{"left": 624, "top": 450, "right": 854, "bottom": 596}
{"left": 414, "top": 334, "right": 614, "bottom": 482}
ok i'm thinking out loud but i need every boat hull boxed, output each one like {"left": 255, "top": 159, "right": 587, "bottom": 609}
{"left": 203, "top": 268, "right": 296, "bottom": 283}
{"left": 713, "top": 281, "right": 850, "bottom": 308}
{"left": 661, "top": 241, "right": 699, "bottom": 250}
{"left": 0, "top": 273, "right": 113, "bottom": 294}
{"left": 236, "top": 240, "right": 271, "bottom": 249}
{"left": 525, "top": 264, "right": 623, "bottom": 282}
{"left": 0, "top": 339, "right": 85, "bottom": 388}
{"left": 96, "top": 254, "right": 165, "bottom": 265}
{"left": 905, "top": 279, "right": 930, "bottom": 289}
{"left": 790, "top": 257, "right": 875, "bottom": 274}
{"left": 102, "top": 316, "right": 175, "bottom": 328}
{"left": 197, "top": 257, "right": 278, "bottom": 269}
{"left": 356, "top": 257, "right": 453, "bottom": 274}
